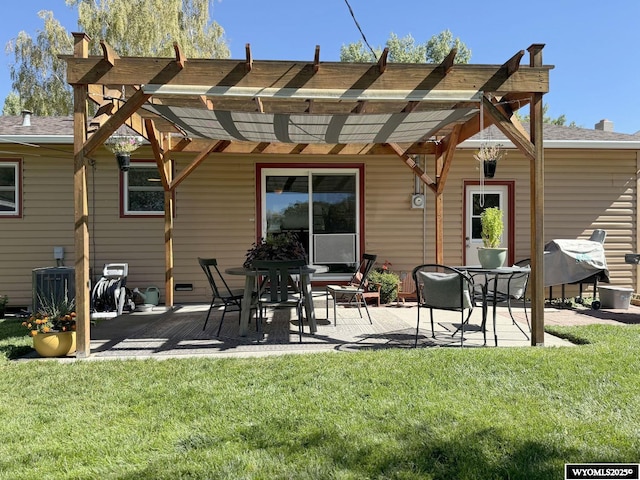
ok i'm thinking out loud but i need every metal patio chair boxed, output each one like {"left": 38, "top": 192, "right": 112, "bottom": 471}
{"left": 253, "top": 259, "right": 307, "bottom": 343}
{"left": 412, "top": 264, "right": 476, "bottom": 347}
{"left": 325, "top": 253, "right": 377, "bottom": 325}
{"left": 198, "top": 258, "right": 245, "bottom": 335}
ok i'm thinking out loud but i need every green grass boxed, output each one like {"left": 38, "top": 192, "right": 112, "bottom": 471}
{"left": 0, "top": 318, "right": 639, "bottom": 479}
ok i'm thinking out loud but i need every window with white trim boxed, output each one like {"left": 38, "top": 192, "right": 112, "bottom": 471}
{"left": 122, "top": 162, "right": 164, "bottom": 216}
{"left": 262, "top": 167, "right": 361, "bottom": 276}
{"left": 0, "top": 161, "right": 20, "bottom": 217}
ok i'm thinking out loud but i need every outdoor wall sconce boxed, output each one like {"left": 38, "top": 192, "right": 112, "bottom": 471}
{"left": 105, "top": 135, "right": 142, "bottom": 171}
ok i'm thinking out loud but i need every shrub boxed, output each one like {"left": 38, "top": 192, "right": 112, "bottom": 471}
{"left": 368, "top": 270, "right": 399, "bottom": 304}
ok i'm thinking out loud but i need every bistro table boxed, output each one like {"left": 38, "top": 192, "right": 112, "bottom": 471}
{"left": 457, "top": 265, "right": 531, "bottom": 346}
{"left": 225, "top": 264, "right": 327, "bottom": 337}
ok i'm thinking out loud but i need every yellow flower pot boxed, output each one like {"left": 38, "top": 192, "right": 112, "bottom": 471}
{"left": 32, "top": 331, "right": 76, "bottom": 357}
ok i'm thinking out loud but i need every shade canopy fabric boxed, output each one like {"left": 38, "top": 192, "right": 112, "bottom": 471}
{"left": 141, "top": 105, "right": 478, "bottom": 144}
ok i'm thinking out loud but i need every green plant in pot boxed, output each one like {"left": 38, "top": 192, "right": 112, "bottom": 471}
{"left": 243, "top": 232, "right": 307, "bottom": 268}
{"left": 478, "top": 206, "right": 507, "bottom": 268}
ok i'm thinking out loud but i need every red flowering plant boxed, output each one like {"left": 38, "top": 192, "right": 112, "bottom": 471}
{"left": 22, "top": 295, "right": 76, "bottom": 337}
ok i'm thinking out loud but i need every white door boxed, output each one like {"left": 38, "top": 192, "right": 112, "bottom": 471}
{"left": 465, "top": 185, "right": 509, "bottom": 265}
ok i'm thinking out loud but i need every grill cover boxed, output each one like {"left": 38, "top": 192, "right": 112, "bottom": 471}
{"left": 544, "top": 239, "right": 609, "bottom": 287}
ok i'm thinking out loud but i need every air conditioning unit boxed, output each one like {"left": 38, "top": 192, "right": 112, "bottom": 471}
{"left": 32, "top": 267, "right": 75, "bottom": 313}
{"left": 411, "top": 194, "right": 425, "bottom": 209}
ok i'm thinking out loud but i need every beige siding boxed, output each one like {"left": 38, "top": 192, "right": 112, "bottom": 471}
{"left": 1, "top": 150, "right": 75, "bottom": 307}
{"left": 543, "top": 149, "right": 637, "bottom": 288}
{"left": 1, "top": 144, "right": 638, "bottom": 308}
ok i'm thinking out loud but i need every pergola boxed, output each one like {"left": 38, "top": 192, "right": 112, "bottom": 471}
{"left": 65, "top": 33, "right": 551, "bottom": 357}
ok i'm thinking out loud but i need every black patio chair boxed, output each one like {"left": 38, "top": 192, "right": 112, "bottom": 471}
{"left": 412, "top": 264, "right": 476, "bottom": 347}
{"left": 253, "top": 259, "right": 307, "bottom": 343}
{"left": 325, "top": 253, "right": 377, "bottom": 325}
{"left": 198, "top": 258, "right": 244, "bottom": 335}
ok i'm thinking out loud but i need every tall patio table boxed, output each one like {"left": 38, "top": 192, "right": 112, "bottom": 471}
{"left": 225, "top": 265, "right": 325, "bottom": 337}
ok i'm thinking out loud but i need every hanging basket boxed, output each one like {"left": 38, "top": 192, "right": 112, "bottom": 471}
{"left": 483, "top": 159, "right": 497, "bottom": 178}
{"left": 116, "top": 153, "right": 131, "bottom": 171}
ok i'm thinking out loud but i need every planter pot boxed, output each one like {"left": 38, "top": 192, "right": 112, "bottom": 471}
{"left": 116, "top": 153, "right": 130, "bottom": 171}
{"left": 32, "top": 331, "right": 76, "bottom": 357}
{"left": 477, "top": 247, "right": 507, "bottom": 269}
{"left": 483, "top": 160, "right": 497, "bottom": 178}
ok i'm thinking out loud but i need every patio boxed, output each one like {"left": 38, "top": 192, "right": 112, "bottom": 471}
{"left": 77, "top": 299, "right": 584, "bottom": 360}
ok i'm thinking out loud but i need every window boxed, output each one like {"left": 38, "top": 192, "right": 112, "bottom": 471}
{"left": 261, "top": 167, "right": 362, "bottom": 276}
{"left": 0, "top": 161, "right": 21, "bottom": 217}
{"left": 122, "top": 162, "right": 165, "bottom": 216}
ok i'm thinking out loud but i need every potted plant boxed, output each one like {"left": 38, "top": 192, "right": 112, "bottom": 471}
{"left": 22, "top": 295, "right": 76, "bottom": 357}
{"left": 243, "top": 232, "right": 307, "bottom": 268}
{"left": 474, "top": 143, "right": 506, "bottom": 178}
{"left": 105, "top": 135, "right": 142, "bottom": 172}
{"left": 478, "top": 206, "right": 507, "bottom": 268}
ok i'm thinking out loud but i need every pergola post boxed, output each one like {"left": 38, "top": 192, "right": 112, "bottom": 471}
{"left": 72, "top": 33, "right": 91, "bottom": 357}
{"left": 528, "top": 44, "right": 546, "bottom": 346}
{"left": 163, "top": 134, "right": 174, "bottom": 307}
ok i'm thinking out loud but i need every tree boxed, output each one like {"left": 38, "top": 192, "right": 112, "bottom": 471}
{"left": 340, "top": 30, "right": 471, "bottom": 64}
{"left": 4, "top": 11, "right": 73, "bottom": 115}
{"left": 519, "top": 104, "right": 578, "bottom": 127}
{"left": 3, "top": 0, "right": 229, "bottom": 116}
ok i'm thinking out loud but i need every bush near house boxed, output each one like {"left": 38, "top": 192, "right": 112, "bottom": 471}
{"left": 368, "top": 269, "right": 399, "bottom": 304}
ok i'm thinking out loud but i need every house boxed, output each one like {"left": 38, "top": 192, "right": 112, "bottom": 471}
{"left": 10, "top": 39, "right": 611, "bottom": 356}
{"left": 2, "top": 110, "right": 637, "bottom": 311}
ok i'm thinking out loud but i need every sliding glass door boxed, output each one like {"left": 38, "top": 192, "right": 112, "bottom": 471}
{"left": 262, "top": 168, "right": 360, "bottom": 276}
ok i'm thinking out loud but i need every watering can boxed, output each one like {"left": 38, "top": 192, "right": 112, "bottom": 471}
{"left": 134, "top": 286, "right": 160, "bottom": 306}
{"left": 143, "top": 286, "right": 160, "bottom": 306}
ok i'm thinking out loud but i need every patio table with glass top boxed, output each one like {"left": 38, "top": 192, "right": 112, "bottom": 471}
{"left": 456, "top": 265, "right": 531, "bottom": 346}
{"left": 225, "top": 264, "right": 327, "bottom": 336}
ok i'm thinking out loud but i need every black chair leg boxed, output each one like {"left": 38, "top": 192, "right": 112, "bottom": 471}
{"left": 203, "top": 298, "right": 216, "bottom": 331}
{"left": 216, "top": 307, "right": 227, "bottom": 337}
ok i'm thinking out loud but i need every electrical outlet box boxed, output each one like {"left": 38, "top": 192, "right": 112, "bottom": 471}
{"left": 53, "top": 246, "right": 64, "bottom": 260}
{"left": 411, "top": 194, "right": 425, "bottom": 209}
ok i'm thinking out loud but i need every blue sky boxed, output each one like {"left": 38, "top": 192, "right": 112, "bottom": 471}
{"left": 2, "top": 1, "right": 639, "bottom": 133}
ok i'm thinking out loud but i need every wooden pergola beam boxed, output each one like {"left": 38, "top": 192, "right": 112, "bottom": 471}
{"left": 145, "top": 119, "right": 170, "bottom": 191}
{"left": 99, "top": 40, "right": 119, "bottom": 65}
{"left": 482, "top": 96, "right": 535, "bottom": 160}
{"left": 504, "top": 50, "right": 525, "bottom": 76}
{"left": 245, "top": 43, "right": 252, "bottom": 72}
{"left": 173, "top": 42, "right": 186, "bottom": 69}
{"left": 440, "top": 48, "right": 457, "bottom": 74}
{"left": 313, "top": 45, "right": 320, "bottom": 73}
{"left": 436, "top": 124, "right": 462, "bottom": 195}
{"left": 83, "top": 88, "right": 152, "bottom": 157}
{"left": 65, "top": 57, "right": 551, "bottom": 94}
{"left": 388, "top": 143, "right": 437, "bottom": 193}
{"left": 377, "top": 47, "right": 389, "bottom": 73}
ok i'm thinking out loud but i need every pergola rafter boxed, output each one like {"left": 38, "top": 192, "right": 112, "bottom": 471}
{"left": 66, "top": 33, "right": 551, "bottom": 357}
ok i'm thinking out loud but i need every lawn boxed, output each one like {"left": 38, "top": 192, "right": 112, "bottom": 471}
{"left": 0, "top": 318, "right": 638, "bottom": 479}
